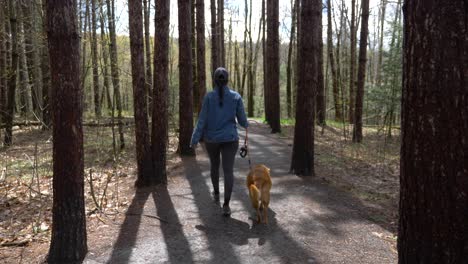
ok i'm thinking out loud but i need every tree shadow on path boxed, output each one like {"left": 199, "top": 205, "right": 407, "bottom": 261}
{"left": 106, "top": 185, "right": 194, "bottom": 263}
{"left": 181, "top": 155, "right": 318, "bottom": 264}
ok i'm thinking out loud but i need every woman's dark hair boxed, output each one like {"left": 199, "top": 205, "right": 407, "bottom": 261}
{"left": 214, "top": 67, "right": 229, "bottom": 107}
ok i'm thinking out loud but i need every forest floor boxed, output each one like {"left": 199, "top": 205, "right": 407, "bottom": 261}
{"left": 0, "top": 120, "right": 399, "bottom": 263}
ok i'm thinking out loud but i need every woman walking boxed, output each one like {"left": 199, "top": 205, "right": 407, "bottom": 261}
{"left": 190, "top": 67, "right": 249, "bottom": 216}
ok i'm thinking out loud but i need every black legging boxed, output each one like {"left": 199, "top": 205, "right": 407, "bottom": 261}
{"left": 204, "top": 140, "right": 239, "bottom": 205}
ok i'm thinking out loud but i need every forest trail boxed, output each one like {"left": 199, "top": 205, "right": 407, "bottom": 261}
{"left": 84, "top": 123, "right": 397, "bottom": 264}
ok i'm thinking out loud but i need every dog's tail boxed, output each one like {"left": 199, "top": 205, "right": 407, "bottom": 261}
{"left": 249, "top": 184, "right": 260, "bottom": 209}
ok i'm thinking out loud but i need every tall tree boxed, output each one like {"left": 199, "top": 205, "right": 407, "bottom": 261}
{"left": 217, "top": 0, "right": 225, "bottom": 66}
{"left": 348, "top": 0, "right": 357, "bottom": 123}
{"left": 3, "top": 0, "right": 18, "bottom": 146}
{"left": 143, "top": 0, "right": 152, "bottom": 115}
{"left": 178, "top": 0, "right": 195, "bottom": 155}
{"left": 375, "top": 0, "right": 386, "bottom": 88}
{"left": 91, "top": 0, "right": 101, "bottom": 118}
{"left": 99, "top": 0, "right": 112, "bottom": 111}
{"left": 290, "top": 0, "right": 319, "bottom": 176}
{"left": 46, "top": 0, "right": 87, "bottom": 262}
{"left": 262, "top": 0, "right": 268, "bottom": 121}
{"left": 266, "top": 0, "right": 281, "bottom": 133}
{"left": 18, "top": 6, "right": 32, "bottom": 117}
{"left": 316, "top": 4, "right": 326, "bottom": 126}
{"left": 326, "top": 0, "right": 343, "bottom": 121}
{"left": 240, "top": 0, "right": 248, "bottom": 97}
{"left": 22, "top": 1, "right": 43, "bottom": 119}
{"left": 41, "top": 0, "right": 51, "bottom": 128}
{"left": 210, "top": 0, "right": 218, "bottom": 78}
{"left": 286, "top": 0, "right": 297, "bottom": 119}
{"left": 398, "top": 1, "right": 468, "bottom": 262}
{"left": 152, "top": 0, "right": 170, "bottom": 183}
{"left": 106, "top": 0, "right": 125, "bottom": 149}
{"left": 352, "top": 0, "right": 369, "bottom": 142}
{"left": 195, "top": 0, "right": 206, "bottom": 113}
{"left": 129, "top": 0, "right": 154, "bottom": 187}
{"left": 191, "top": 0, "right": 197, "bottom": 110}
{"left": 0, "top": 2, "right": 6, "bottom": 137}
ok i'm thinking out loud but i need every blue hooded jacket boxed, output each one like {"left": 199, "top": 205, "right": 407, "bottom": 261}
{"left": 191, "top": 68, "right": 249, "bottom": 146}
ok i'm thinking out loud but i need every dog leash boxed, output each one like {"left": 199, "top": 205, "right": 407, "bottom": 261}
{"left": 240, "top": 128, "right": 252, "bottom": 169}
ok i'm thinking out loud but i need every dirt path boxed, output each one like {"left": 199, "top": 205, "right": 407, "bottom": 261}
{"left": 84, "top": 123, "right": 397, "bottom": 264}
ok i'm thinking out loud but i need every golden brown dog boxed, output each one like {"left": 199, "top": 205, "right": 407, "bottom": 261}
{"left": 247, "top": 164, "right": 272, "bottom": 224}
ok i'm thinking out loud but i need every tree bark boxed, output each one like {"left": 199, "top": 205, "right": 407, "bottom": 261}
{"left": 143, "top": 0, "right": 152, "bottom": 116}
{"left": 129, "top": 0, "right": 154, "bottom": 187}
{"left": 266, "top": 0, "right": 281, "bottom": 133}
{"left": 352, "top": 0, "right": 369, "bottom": 143}
{"left": 191, "top": 0, "right": 198, "bottom": 111}
{"left": 18, "top": 6, "right": 32, "bottom": 117}
{"left": 290, "top": 0, "right": 319, "bottom": 176}
{"left": 217, "top": 0, "right": 225, "bottom": 66}
{"left": 106, "top": 0, "right": 125, "bottom": 149}
{"left": 286, "top": 0, "right": 297, "bottom": 119}
{"left": 399, "top": 0, "right": 468, "bottom": 262}
{"left": 348, "top": 0, "right": 357, "bottom": 123}
{"left": 0, "top": 3, "right": 7, "bottom": 138}
{"left": 152, "top": 0, "right": 170, "bottom": 183}
{"left": 22, "top": 1, "right": 43, "bottom": 119}
{"left": 327, "top": 0, "right": 343, "bottom": 121}
{"left": 240, "top": 0, "right": 248, "bottom": 98}
{"left": 196, "top": 0, "right": 206, "bottom": 113}
{"left": 4, "top": 0, "right": 18, "bottom": 146}
{"left": 99, "top": 0, "right": 112, "bottom": 111}
{"left": 46, "top": 0, "right": 87, "bottom": 262}
{"left": 41, "top": 0, "right": 51, "bottom": 129}
{"left": 178, "top": 0, "right": 195, "bottom": 156}
{"left": 316, "top": 5, "right": 326, "bottom": 126}
{"left": 375, "top": 0, "right": 386, "bottom": 88}
{"left": 210, "top": 0, "right": 218, "bottom": 80}
{"left": 91, "top": 0, "right": 101, "bottom": 118}
{"left": 262, "top": 0, "right": 268, "bottom": 122}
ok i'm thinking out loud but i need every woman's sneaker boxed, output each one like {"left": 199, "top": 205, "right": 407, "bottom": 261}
{"left": 222, "top": 204, "right": 231, "bottom": 216}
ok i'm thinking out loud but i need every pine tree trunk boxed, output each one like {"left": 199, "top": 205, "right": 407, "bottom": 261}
{"left": 152, "top": 0, "right": 170, "bottom": 183}
{"left": 18, "top": 6, "right": 32, "bottom": 117}
{"left": 210, "top": 0, "right": 218, "bottom": 80}
{"left": 143, "top": 0, "right": 152, "bottom": 116}
{"left": 91, "top": 0, "right": 101, "bottom": 118}
{"left": 217, "top": 0, "right": 225, "bottom": 66}
{"left": 352, "top": 0, "right": 369, "bottom": 143}
{"left": 290, "top": 0, "right": 319, "bottom": 176}
{"left": 99, "top": 0, "right": 112, "bottom": 112}
{"left": 375, "top": 0, "right": 386, "bottom": 88}
{"left": 262, "top": 0, "right": 268, "bottom": 122}
{"left": 327, "top": 0, "right": 343, "bottom": 121}
{"left": 266, "top": 0, "right": 281, "bottom": 133}
{"left": 191, "top": 0, "right": 198, "bottom": 111}
{"left": 22, "top": 2, "right": 43, "bottom": 119}
{"left": 196, "top": 0, "right": 206, "bottom": 113}
{"left": 178, "top": 0, "right": 195, "bottom": 156}
{"left": 348, "top": 0, "right": 357, "bottom": 123}
{"left": 247, "top": 0, "right": 254, "bottom": 117}
{"left": 41, "top": 0, "right": 51, "bottom": 129}
{"left": 0, "top": 4, "right": 6, "bottom": 137}
{"left": 316, "top": 6, "right": 326, "bottom": 126}
{"left": 106, "top": 0, "right": 125, "bottom": 149}
{"left": 46, "top": 1, "right": 87, "bottom": 262}
{"left": 399, "top": 0, "right": 468, "bottom": 262}
{"left": 4, "top": 0, "right": 18, "bottom": 146}
{"left": 286, "top": 0, "right": 297, "bottom": 119}
{"left": 129, "top": 0, "right": 154, "bottom": 187}
{"left": 240, "top": 0, "right": 248, "bottom": 98}
{"left": 250, "top": 7, "right": 264, "bottom": 118}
